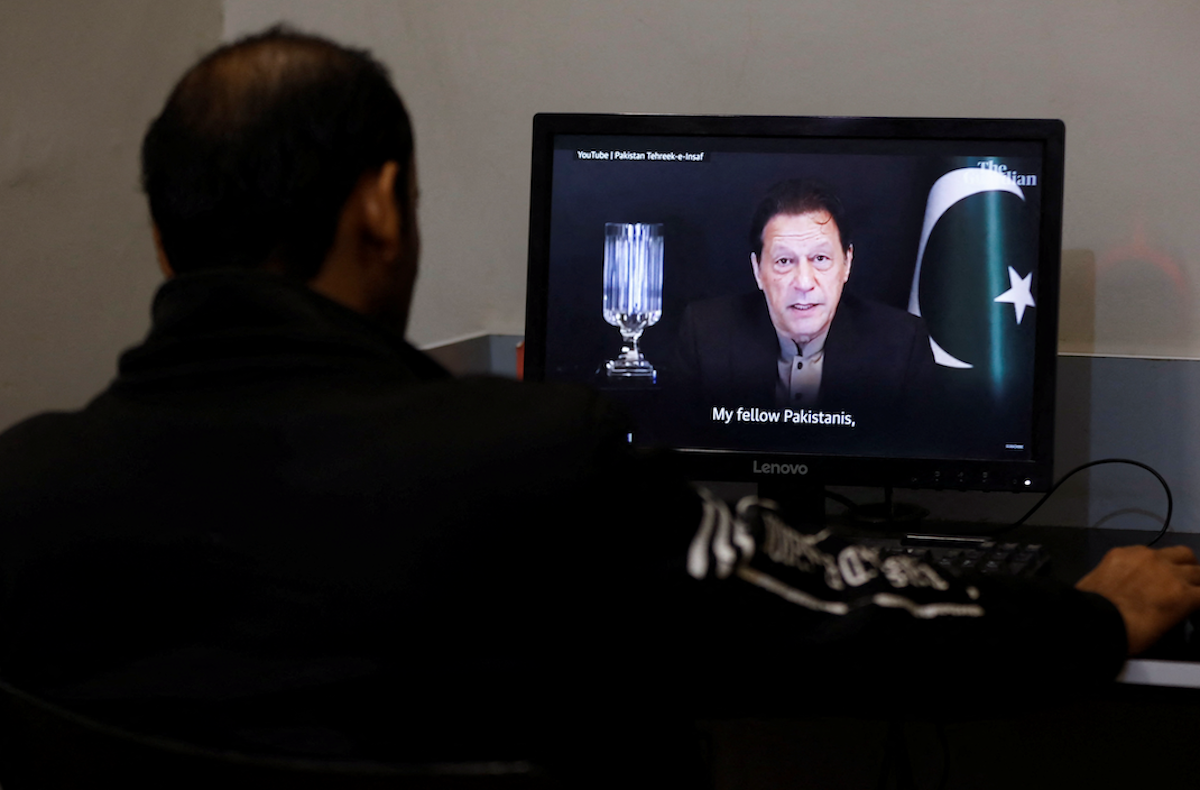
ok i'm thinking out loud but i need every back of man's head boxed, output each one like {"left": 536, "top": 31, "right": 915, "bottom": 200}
{"left": 141, "top": 27, "right": 413, "bottom": 281}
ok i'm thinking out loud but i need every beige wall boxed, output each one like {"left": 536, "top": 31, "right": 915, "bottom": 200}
{"left": 225, "top": 1, "right": 1200, "bottom": 359}
{"left": 0, "top": 1, "right": 222, "bottom": 429}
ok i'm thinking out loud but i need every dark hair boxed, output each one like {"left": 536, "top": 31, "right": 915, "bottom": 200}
{"left": 141, "top": 27, "right": 413, "bottom": 280}
{"left": 748, "top": 178, "right": 853, "bottom": 259}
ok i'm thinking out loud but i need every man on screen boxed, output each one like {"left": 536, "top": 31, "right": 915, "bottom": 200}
{"left": 677, "top": 178, "right": 937, "bottom": 421}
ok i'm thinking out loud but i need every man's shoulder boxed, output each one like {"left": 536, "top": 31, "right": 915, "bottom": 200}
{"left": 0, "top": 406, "right": 114, "bottom": 528}
{"left": 0, "top": 409, "right": 89, "bottom": 464}
{"left": 401, "top": 376, "right": 630, "bottom": 441}
{"left": 836, "top": 292, "right": 928, "bottom": 339}
{"left": 0, "top": 374, "right": 628, "bottom": 480}
{"left": 682, "top": 291, "right": 764, "bottom": 323}
{"left": 679, "top": 292, "right": 772, "bottom": 353}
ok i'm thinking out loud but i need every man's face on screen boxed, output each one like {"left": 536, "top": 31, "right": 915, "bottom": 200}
{"left": 751, "top": 211, "right": 853, "bottom": 345}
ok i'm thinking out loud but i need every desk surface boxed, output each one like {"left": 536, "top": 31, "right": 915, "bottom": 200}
{"left": 1120, "top": 658, "right": 1200, "bottom": 689}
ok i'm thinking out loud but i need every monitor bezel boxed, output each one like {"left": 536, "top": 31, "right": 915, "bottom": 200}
{"left": 525, "top": 113, "right": 1065, "bottom": 493}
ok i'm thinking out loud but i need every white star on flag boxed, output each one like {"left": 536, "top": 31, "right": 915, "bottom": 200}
{"left": 994, "top": 266, "right": 1035, "bottom": 324}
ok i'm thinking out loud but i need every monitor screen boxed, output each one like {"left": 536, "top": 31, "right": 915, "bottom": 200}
{"left": 525, "top": 114, "right": 1064, "bottom": 497}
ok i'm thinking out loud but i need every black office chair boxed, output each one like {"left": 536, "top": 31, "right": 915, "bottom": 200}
{"left": 0, "top": 678, "right": 556, "bottom": 789}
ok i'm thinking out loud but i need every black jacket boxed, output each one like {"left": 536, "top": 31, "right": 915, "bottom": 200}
{"left": 0, "top": 271, "right": 1126, "bottom": 769}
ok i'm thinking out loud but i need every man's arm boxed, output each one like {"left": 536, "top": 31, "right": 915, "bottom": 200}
{"left": 679, "top": 490, "right": 1200, "bottom": 693}
{"left": 1076, "top": 544, "right": 1200, "bottom": 655}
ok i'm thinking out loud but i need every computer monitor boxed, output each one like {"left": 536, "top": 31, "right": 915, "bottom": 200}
{"left": 524, "top": 114, "right": 1064, "bottom": 523}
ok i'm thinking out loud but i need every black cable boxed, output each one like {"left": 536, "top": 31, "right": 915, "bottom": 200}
{"left": 992, "top": 457, "right": 1172, "bottom": 546}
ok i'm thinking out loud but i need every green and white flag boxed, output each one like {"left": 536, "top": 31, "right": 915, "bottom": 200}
{"left": 907, "top": 166, "right": 1039, "bottom": 407}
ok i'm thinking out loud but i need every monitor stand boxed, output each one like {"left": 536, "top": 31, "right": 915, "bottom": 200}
{"left": 848, "top": 486, "right": 929, "bottom": 527}
{"left": 758, "top": 478, "right": 928, "bottom": 530}
{"left": 757, "top": 481, "right": 992, "bottom": 547}
{"left": 757, "top": 479, "right": 826, "bottom": 528}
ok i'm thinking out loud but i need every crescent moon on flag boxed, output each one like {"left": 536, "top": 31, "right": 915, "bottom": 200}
{"left": 907, "top": 167, "right": 1025, "bottom": 369}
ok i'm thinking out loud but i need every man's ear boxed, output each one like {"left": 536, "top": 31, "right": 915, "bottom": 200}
{"left": 152, "top": 226, "right": 175, "bottom": 279}
{"left": 359, "top": 161, "right": 402, "bottom": 266}
{"left": 750, "top": 252, "right": 764, "bottom": 290}
{"left": 844, "top": 244, "right": 854, "bottom": 282}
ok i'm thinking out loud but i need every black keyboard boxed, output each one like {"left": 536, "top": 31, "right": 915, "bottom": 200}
{"left": 862, "top": 538, "right": 1051, "bottom": 579}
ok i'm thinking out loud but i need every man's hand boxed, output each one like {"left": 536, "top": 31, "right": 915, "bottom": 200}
{"left": 1076, "top": 545, "right": 1200, "bottom": 656}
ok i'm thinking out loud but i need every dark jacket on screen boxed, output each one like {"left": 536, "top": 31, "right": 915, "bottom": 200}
{"left": 676, "top": 290, "right": 939, "bottom": 419}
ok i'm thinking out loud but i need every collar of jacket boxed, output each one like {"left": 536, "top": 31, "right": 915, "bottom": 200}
{"left": 117, "top": 268, "right": 450, "bottom": 384}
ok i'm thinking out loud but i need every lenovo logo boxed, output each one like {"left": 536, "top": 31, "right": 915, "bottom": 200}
{"left": 752, "top": 460, "right": 809, "bottom": 476}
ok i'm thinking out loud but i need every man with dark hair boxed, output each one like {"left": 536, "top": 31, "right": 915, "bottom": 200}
{"left": 678, "top": 178, "right": 937, "bottom": 426}
{"left": 1, "top": 26, "right": 1199, "bottom": 787}
{"left": 142, "top": 28, "right": 415, "bottom": 284}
